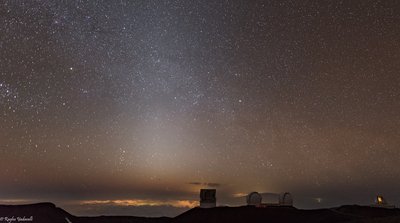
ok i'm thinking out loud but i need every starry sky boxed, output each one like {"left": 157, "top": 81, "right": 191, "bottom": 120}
{"left": 1, "top": 0, "right": 400, "bottom": 217}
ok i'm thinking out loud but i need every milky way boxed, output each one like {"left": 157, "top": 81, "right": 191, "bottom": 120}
{"left": 1, "top": 0, "right": 400, "bottom": 217}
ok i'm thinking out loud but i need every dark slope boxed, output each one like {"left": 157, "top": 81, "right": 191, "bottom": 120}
{"left": 173, "top": 206, "right": 353, "bottom": 223}
{"left": 173, "top": 205, "right": 400, "bottom": 223}
{"left": 0, "top": 203, "right": 76, "bottom": 223}
{"left": 77, "top": 216, "right": 171, "bottom": 223}
{"left": 1, "top": 203, "right": 400, "bottom": 223}
{"left": 0, "top": 203, "right": 171, "bottom": 223}
{"left": 332, "top": 205, "right": 400, "bottom": 218}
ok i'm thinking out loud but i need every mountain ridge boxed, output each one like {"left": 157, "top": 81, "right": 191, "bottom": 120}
{"left": 1, "top": 202, "right": 399, "bottom": 223}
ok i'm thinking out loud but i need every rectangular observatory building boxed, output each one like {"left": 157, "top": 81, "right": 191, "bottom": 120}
{"left": 200, "top": 189, "right": 216, "bottom": 208}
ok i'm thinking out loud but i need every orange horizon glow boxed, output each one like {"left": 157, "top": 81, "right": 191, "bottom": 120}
{"left": 232, "top": 193, "right": 247, "bottom": 198}
{"left": 80, "top": 199, "right": 198, "bottom": 208}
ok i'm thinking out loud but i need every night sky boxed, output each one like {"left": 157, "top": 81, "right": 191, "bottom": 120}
{"left": 1, "top": 0, "right": 400, "bottom": 217}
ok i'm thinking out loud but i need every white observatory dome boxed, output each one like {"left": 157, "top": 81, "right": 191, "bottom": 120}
{"left": 247, "top": 192, "right": 262, "bottom": 206}
{"left": 279, "top": 192, "right": 293, "bottom": 206}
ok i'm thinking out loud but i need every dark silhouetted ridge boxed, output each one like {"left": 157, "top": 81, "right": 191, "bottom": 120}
{"left": 174, "top": 206, "right": 352, "bottom": 223}
{"left": 0, "top": 203, "right": 170, "bottom": 223}
{"left": 1, "top": 203, "right": 400, "bottom": 223}
{"left": 0, "top": 202, "right": 75, "bottom": 223}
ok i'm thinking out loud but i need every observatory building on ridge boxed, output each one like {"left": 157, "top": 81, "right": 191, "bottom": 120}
{"left": 198, "top": 189, "right": 293, "bottom": 208}
{"left": 246, "top": 192, "right": 293, "bottom": 207}
{"left": 200, "top": 189, "right": 216, "bottom": 208}
{"left": 370, "top": 195, "right": 395, "bottom": 209}
{"left": 247, "top": 192, "right": 262, "bottom": 206}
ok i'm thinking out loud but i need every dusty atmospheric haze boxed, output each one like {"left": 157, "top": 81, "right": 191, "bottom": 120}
{"left": 1, "top": 0, "right": 400, "bottom": 217}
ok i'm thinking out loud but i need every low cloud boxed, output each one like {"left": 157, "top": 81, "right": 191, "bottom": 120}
{"left": 232, "top": 193, "right": 248, "bottom": 198}
{"left": 80, "top": 199, "right": 198, "bottom": 208}
{"left": 61, "top": 198, "right": 199, "bottom": 217}
{"left": 64, "top": 202, "right": 191, "bottom": 217}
